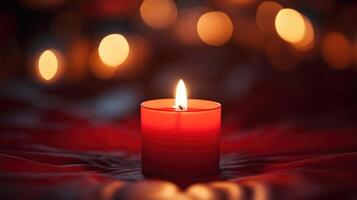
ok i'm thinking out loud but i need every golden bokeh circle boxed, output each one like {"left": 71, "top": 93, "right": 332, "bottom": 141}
{"left": 197, "top": 11, "right": 234, "bottom": 46}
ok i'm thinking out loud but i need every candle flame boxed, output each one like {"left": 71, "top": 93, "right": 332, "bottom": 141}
{"left": 175, "top": 79, "right": 187, "bottom": 110}
{"left": 38, "top": 50, "right": 58, "bottom": 81}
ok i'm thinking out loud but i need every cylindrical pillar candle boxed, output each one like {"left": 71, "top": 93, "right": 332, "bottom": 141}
{"left": 141, "top": 98, "right": 221, "bottom": 177}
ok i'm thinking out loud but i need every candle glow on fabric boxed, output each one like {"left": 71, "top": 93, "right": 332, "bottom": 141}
{"left": 141, "top": 80, "right": 221, "bottom": 177}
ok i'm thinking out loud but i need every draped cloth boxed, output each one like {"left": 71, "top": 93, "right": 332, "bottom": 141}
{"left": 1, "top": 91, "right": 357, "bottom": 200}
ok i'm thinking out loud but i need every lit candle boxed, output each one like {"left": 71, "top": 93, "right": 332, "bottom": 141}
{"left": 141, "top": 79, "right": 221, "bottom": 177}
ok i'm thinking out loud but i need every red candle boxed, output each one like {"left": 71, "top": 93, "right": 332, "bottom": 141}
{"left": 141, "top": 80, "right": 221, "bottom": 177}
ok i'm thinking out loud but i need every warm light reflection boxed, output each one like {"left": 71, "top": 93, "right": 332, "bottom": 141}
{"left": 98, "top": 34, "right": 129, "bottom": 67}
{"left": 210, "top": 182, "right": 245, "bottom": 200}
{"left": 197, "top": 11, "right": 233, "bottom": 46}
{"left": 187, "top": 184, "right": 217, "bottom": 199}
{"left": 275, "top": 8, "right": 306, "bottom": 44}
{"left": 101, "top": 181, "right": 125, "bottom": 200}
{"left": 244, "top": 181, "right": 270, "bottom": 200}
{"left": 293, "top": 15, "right": 315, "bottom": 51}
{"left": 175, "top": 79, "right": 188, "bottom": 110}
{"left": 321, "top": 32, "right": 352, "bottom": 70}
{"left": 256, "top": 1, "right": 283, "bottom": 34}
{"left": 38, "top": 50, "right": 59, "bottom": 81}
{"left": 140, "top": 0, "right": 177, "bottom": 28}
{"left": 116, "top": 181, "right": 179, "bottom": 199}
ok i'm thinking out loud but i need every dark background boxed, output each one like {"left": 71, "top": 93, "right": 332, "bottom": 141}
{"left": 0, "top": 0, "right": 356, "bottom": 128}
{"left": 0, "top": 1, "right": 357, "bottom": 199}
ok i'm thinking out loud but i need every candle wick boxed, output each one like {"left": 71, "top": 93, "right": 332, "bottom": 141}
{"left": 178, "top": 105, "right": 183, "bottom": 110}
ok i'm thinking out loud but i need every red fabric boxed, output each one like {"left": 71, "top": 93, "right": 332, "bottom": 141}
{"left": 1, "top": 98, "right": 357, "bottom": 199}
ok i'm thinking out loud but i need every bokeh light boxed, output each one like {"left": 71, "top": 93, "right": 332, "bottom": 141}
{"left": 37, "top": 49, "right": 61, "bottom": 81}
{"left": 244, "top": 181, "right": 270, "bottom": 200}
{"left": 140, "top": 0, "right": 177, "bottom": 29}
{"left": 321, "top": 32, "right": 353, "bottom": 70}
{"left": 256, "top": 1, "right": 283, "bottom": 34}
{"left": 92, "top": 35, "right": 151, "bottom": 80}
{"left": 197, "top": 11, "right": 233, "bottom": 46}
{"left": 275, "top": 8, "right": 306, "bottom": 44}
{"left": 98, "top": 34, "right": 130, "bottom": 67}
{"left": 187, "top": 184, "right": 221, "bottom": 199}
{"left": 100, "top": 181, "right": 125, "bottom": 200}
{"left": 292, "top": 16, "right": 315, "bottom": 51}
{"left": 114, "top": 181, "right": 180, "bottom": 199}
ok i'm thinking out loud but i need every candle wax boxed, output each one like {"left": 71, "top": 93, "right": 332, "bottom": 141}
{"left": 141, "top": 99, "right": 221, "bottom": 177}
